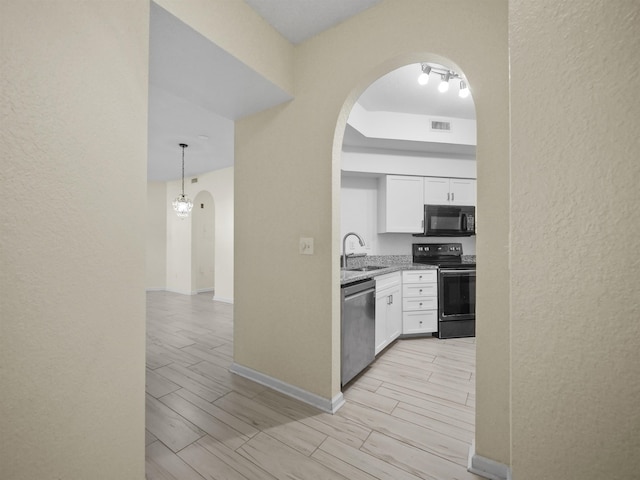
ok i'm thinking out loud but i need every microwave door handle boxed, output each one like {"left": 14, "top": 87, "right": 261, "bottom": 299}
{"left": 461, "top": 213, "right": 467, "bottom": 231}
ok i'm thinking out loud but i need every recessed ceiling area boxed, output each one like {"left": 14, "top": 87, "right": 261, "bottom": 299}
{"left": 343, "top": 63, "right": 477, "bottom": 155}
{"left": 356, "top": 63, "right": 476, "bottom": 119}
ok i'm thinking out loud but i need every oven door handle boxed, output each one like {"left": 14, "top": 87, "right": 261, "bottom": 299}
{"left": 440, "top": 269, "right": 476, "bottom": 277}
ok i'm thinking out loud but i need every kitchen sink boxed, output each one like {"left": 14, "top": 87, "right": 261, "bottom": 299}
{"left": 345, "top": 265, "right": 388, "bottom": 272}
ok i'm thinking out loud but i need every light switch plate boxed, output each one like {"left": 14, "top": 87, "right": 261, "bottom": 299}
{"left": 299, "top": 237, "right": 314, "bottom": 255}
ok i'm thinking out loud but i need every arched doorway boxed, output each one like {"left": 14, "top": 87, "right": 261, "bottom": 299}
{"left": 333, "top": 55, "right": 479, "bottom": 436}
{"left": 339, "top": 60, "right": 477, "bottom": 257}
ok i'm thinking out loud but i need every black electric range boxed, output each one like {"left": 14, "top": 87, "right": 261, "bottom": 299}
{"left": 412, "top": 243, "right": 476, "bottom": 339}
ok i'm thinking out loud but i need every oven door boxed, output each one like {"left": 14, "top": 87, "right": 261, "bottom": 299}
{"left": 437, "top": 268, "right": 476, "bottom": 338}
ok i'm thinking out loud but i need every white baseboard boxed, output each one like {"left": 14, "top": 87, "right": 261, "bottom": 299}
{"left": 163, "top": 288, "right": 193, "bottom": 295}
{"left": 213, "top": 295, "right": 233, "bottom": 304}
{"left": 145, "top": 287, "right": 165, "bottom": 292}
{"left": 196, "top": 288, "right": 214, "bottom": 294}
{"left": 229, "top": 362, "right": 345, "bottom": 414}
{"left": 468, "top": 441, "right": 512, "bottom": 480}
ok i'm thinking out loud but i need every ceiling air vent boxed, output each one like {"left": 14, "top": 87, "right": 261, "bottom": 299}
{"left": 191, "top": 177, "right": 198, "bottom": 184}
{"left": 431, "top": 120, "right": 451, "bottom": 132}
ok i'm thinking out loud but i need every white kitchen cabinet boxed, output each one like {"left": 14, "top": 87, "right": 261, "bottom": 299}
{"left": 375, "top": 272, "right": 402, "bottom": 355}
{"left": 424, "top": 177, "right": 476, "bottom": 206}
{"left": 402, "top": 270, "right": 438, "bottom": 335}
{"left": 378, "top": 175, "right": 424, "bottom": 233}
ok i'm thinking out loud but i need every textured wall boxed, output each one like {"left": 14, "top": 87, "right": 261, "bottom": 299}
{"left": 147, "top": 182, "right": 167, "bottom": 289}
{"left": 510, "top": 1, "right": 640, "bottom": 478}
{"left": 237, "top": 1, "right": 510, "bottom": 465}
{"left": 0, "top": 2, "right": 148, "bottom": 479}
{"left": 192, "top": 190, "right": 216, "bottom": 292}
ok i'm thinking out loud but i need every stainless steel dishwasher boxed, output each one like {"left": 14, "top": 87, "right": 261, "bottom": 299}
{"left": 341, "top": 278, "right": 376, "bottom": 386}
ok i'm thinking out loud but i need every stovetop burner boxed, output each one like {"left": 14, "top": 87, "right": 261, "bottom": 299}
{"left": 412, "top": 243, "right": 475, "bottom": 269}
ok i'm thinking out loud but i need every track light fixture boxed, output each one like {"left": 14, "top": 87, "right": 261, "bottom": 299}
{"left": 417, "top": 63, "right": 431, "bottom": 85}
{"left": 417, "top": 63, "right": 470, "bottom": 98}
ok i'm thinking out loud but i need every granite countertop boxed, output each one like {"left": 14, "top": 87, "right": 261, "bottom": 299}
{"left": 340, "top": 254, "right": 476, "bottom": 285}
{"left": 340, "top": 255, "right": 435, "bottom": 285}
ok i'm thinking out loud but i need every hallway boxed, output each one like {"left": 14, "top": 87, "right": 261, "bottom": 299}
{"left": 145, "top": 291, "right": 480, "bottom": 479}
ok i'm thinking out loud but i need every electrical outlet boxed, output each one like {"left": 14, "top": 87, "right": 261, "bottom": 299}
{"left": 299, "top": 237, "right": 314, "bottom": 255}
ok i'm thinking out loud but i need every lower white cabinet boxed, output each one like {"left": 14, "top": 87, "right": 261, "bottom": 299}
{"left": 402, "top": 270, "right": 438, "bottom": 334}
{"left": 375, "top": 272, "right": 402, "bottom": 355}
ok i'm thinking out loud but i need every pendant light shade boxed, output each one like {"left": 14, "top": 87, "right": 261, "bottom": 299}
{"left": 172, "top": 143, "right": 193, "bottom": 218}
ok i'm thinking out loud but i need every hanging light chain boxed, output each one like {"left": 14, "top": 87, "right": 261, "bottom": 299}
{"left": 180, "top": 143, "right": 188, "bottom": 196}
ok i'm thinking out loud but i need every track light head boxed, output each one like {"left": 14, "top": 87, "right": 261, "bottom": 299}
{"left": 438, "top": 73, "right": 450, "bottom": 93}
{"left": 418, "top": 63, "right": 431, "bottom": 85}
{"left": 459, "top": 80, "right": 470, "bottom": 98}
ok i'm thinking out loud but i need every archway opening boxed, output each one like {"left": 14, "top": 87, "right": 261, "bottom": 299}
{"left": 333, "top": 56, "right": 478, "bottom": 409}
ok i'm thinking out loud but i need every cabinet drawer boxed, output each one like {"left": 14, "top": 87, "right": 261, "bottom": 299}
{"left": 402, "top": 270, "right": 437, "bottom": 284}
{"left": 402, "top": 283, "right": 437, "bottom": 298}
{"left": 402, "top": 296, "right": 437, "bottom": 311}
{"left": 403, "top": 310, "right": 438, "bottom": 334}
{"left": 375, "top": 271, "right": 401, "bottom": 290}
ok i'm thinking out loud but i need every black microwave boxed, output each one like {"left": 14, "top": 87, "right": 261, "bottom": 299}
{"left": 414, "top": 205, "right": 476, "bottom": 237}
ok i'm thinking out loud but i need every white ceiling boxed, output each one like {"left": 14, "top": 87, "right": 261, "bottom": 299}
{"left": 148, "top": 1, "right": 475, "bottom": 182}
{"left": 357, "top": 63, "right": 475, "bottom": 120}
{"left": 243, "top": 0, "right": 383, "bottom": 44}
{"left": 148, "top": 2, "right": 292, "bottom": 181}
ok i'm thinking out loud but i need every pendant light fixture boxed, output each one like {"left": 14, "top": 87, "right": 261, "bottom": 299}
{"left": 172, "top": 143, "right": 193, "bottom": 218}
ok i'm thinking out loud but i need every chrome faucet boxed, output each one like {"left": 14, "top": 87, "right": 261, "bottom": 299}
{"left": 342, "top": 232, "right": 365, "bottom": 269}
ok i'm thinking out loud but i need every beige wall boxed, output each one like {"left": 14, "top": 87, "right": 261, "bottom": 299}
{"left": 192, "top": 190, "right": 215, "bottom": 292}
{"left": 235, "top": 0, "right": 510, "bottom": 462}
{"left": 1, "top": 2, "right": 148, "bottom": 479}
{"left": 147, "top": 182, "right": 167, "bottom": 289}
{"left": 13, "top": 2, "right": 637, "bottom": 478}
{"left": 510, "top": 2, "right": 640, "bottom": 478}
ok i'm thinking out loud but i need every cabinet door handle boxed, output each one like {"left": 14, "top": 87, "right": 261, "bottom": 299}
{"left": 389, "top": 294, "right": 393, "bottom": 305}
{"left": 447, "top": 192, "right": 450, "bottom": 201}
{"left": 452, "top": 192, "right": 455, "bottom": 202}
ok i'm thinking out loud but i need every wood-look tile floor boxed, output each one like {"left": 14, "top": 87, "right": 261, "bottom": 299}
{"left": 146, "top": 291, "right": 481, "bottom": 480}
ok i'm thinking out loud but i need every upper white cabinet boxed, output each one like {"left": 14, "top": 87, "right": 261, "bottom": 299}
{"left": 378, "top": 175, "right": 424, "bottom": 233}
{"left": 424, "top": 177, "right": 476, "bottom": 206}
